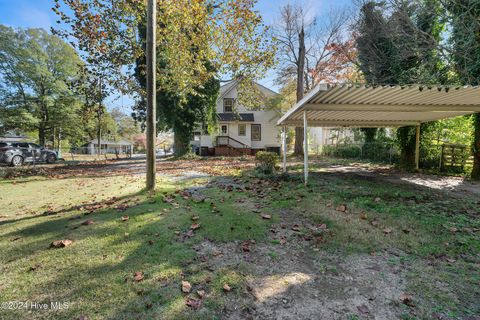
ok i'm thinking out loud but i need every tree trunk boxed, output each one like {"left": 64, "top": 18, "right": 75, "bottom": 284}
{"left": 174, "top": 131, "right": 189, "bottom": 157}
{"left": 471, "top": 113, "right": 480, "bottom": 180}
{"left": 397, "top": 126, "right": 416, "bottom": 170}
{"left": 39, "top": 127, "right": 46, "bottom": 146}
{"left": 294, "top": 26, "right": 306, "bottom": 155}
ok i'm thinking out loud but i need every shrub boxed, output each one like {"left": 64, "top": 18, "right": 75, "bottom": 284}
{"left": 255, "top": 151, "right": 278, "bottom": 174}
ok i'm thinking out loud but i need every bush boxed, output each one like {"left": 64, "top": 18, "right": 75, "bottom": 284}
{"left": 255, "top": 151, "right": 278, "bottom": 174}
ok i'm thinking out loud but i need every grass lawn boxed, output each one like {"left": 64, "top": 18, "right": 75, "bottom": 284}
{"left": 0, "top": 157, "right": 479, "bottom": 320}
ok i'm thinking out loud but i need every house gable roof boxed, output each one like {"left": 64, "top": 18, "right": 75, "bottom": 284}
{"left": 217, "top": 113, "right": 254, "bottom": 122}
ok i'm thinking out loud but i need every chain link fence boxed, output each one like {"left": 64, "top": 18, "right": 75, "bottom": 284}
{"left": 318, "top": 142, "right": 400, "bottom": 164}
{"left": 317, "top": 142, "right": 473, "bottom": 173}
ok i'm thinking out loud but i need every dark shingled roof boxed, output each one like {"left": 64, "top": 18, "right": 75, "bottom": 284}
{"left": 217, "top": 113, "right": 254, "bottom": 122}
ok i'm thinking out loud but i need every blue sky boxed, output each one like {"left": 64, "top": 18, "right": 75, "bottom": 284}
{"left": 0, "top": 0, "right": 352, "bottom": 111}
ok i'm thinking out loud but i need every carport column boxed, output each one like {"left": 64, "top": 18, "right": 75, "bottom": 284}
{"left": 282, "top": 126, "right": 287, "bottom": 172}
{"left": 415, "top": 124, "right": 421, "bottom": 170}
{"left": 303, "top": 111, "right": 308, "bottom": 185}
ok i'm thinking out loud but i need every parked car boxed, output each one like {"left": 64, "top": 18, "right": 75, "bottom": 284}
{"left": 0, "top": 142, "right": 58, "bottom": 167}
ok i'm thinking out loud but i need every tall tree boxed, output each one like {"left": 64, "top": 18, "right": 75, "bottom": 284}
{"left": 54, "top": 0, "right": 276, "bottom": 159}
{"left": 355, "top": 0, "right": 446, "bottom": 168}
{"left": 274, "top": 3, "right": 349, "bottom": 154}
{"left": 132, "top": 21, "right": 220, "bottom": 156}
{"left": 449, "top": 1, "right": 480, "bottom": 179}
{"left": 0, "top": 25, "right": 83, "bottom": 145}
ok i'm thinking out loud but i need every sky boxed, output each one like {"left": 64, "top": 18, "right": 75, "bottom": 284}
{"left": 0, "top": 0, "right": 352, "bottom": 112}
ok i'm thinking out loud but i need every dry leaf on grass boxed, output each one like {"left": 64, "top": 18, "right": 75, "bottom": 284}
{"left": 81, "top": 219, "right": 94, "bottom": 226}
{"left": 336, "top": 204, "right": 347, "bottom": 212}
{"left": 223, "top": 283, "right": 232, "bottom": 292}
{"left": 400, "top": 293, "right": 415, "bottom": 307}
{"left": 121, "top": 215, "right": 129, "bottom": 221}
{"left": 182, "top": 281, "right": 192, "bottom": 293}
{"left": 50, "top": 239, "right": 73, "bottom": 248}
{"left": 197, "top": 290, "right": 206, "bottom": 299}
{"left": 291, "top": 224, "right": 301, "bottom": 231}
{"left": 383, "top": 227, "right": 392, "bottom": 234}
{"left": 261, "top": 214, "right": 271, "bottom": 219}
{"left": 133, "top": 271, "right": 144, "bottom": 282}
{"left": 191, "top": 223, "right": 201, "bottom": 230}
{"left": 185, "top": 297, "right": 202, "bottom": 310}
{"left": 191, "top": 215, "right": 199, "bottom": 221}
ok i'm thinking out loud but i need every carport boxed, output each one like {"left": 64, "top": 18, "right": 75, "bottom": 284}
{"left": 277, "top": 84, "right": 480, "bottom": 184}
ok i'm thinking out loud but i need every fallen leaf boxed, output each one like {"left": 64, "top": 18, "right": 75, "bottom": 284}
{"left": 374, "top": 197, "right": 381, "bottom": 202}
{"left": 133, "top": 271, "right": 144, "bottom": 282}
{"left": 121, "top": 215, "right": 129, "bottom": 221}
{"left": 357, "top": 304, "right": 370, "bottom": 314}
{"left": 261, "top": 214, "right": 271, "bottom": 220}
{"left": 291, "top": 224, "right": 301, "bottom": 231}
{"left": 81, "top": 219, "right": 94, "bottom": 226}
{"left": 197, "top": 290, "right": 206, "bottom": 298}
{"left": 191, "top": 215, "right": 199, "bottom": 221}
{"left": 50, "top": 239, "right": 73, "bottom": 248}
{"left": 360, "top": 212, "right": 368, "bottom": 220}
{"left": 383, "top": 227, "right": 392, "bottom": 234}
{"left": 399, "top": 293, "right": 415, "bottom": 307}
{"left": 191, "top": 223, "right": 201, "bottom": 230}
{"left": 223, "top": 283, "right": 232, "bottom": 292}
{"left": 185, "top": 297, "right": 202, "bottom": 310}
{"left": 370, "top": 220, "right": 379, "bottom": 227}
{"left": 182, "top": 281, "right": 192, "bottom": 293}
{"left": 241, "top": 240, "right": 251, "bottom": 252}
{"left": 336, "top": 204, "right": 347, "bottom": 212}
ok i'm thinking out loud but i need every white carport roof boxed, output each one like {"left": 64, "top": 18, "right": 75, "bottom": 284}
{"left": 277, "top": 84, "right": 480, "bottom": 127}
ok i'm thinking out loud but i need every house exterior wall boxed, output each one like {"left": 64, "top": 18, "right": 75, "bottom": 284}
{"left": 192, "top": 82, "right": 280, "bottom": 153}
{"left": 219, "top": 85, "right": 280, "bottom": 149}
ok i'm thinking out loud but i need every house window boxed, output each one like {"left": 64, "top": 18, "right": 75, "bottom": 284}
{"left": 223, "top": 98, "right": 234, "bottom": 112}
{"left": 251, "top": 124, "right": 261, "bottom": 141}
{"left": 221, "top": 125, "right": 228, "bottom": 135}
{"left": 193, "top": 131, "right": 201, "bottom": 141}
{"left": 238, "top": 124, "right": 246, "bottom": 136}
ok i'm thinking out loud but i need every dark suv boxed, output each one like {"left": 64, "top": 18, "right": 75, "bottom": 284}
{"left": 0, "top": 142, "right": 58, "bottom": 167}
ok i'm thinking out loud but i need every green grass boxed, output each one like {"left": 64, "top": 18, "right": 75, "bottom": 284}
{"left": 0, "top": 158, "right": 479, "bottom": 319}
{"left": 263, "top": 165, "right": 479, "bottom": 317}
{"left": 0, "top": 173, "right": 273, "bottom": 320}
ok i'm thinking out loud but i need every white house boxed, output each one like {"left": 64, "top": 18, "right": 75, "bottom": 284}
{"left": 82, "top": 139, "right": 133, "bottom": 155}
{"left": 191, "top": 81, "right": 281, "bottom": 156}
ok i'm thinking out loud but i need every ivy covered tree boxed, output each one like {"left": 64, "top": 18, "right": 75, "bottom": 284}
{"left": 449, "top": 1, "right": 480, "bottom": 179}
{"left": 132, "top": 22, "right": 219, "bottom": 156}
{"left": 355, "top": 0, "right": 447, "bottom": 168}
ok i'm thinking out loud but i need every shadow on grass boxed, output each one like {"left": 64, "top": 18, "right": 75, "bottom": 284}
{"left": 1, "top": 165, "right": 479, "bottom": 320}
{"left": 0, "top": 175, "right": 276, "bottom": 319}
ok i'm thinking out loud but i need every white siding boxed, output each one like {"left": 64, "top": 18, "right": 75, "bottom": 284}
{"left": 215, "top": 83, "right": 280, "bottom": 149}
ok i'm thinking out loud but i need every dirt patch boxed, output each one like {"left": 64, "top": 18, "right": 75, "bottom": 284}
{"left": 194, "top": 215, "right": 411, "bottom": 320}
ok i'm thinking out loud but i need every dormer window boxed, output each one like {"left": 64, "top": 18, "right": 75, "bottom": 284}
{"left": 223, "top": 98, "right": 234, "bottom": 112}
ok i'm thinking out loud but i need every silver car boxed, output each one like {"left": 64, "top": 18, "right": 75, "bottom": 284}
{"left": 0, "top": 142, "right": 58, "bottom": 166}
